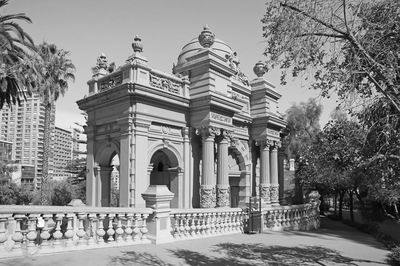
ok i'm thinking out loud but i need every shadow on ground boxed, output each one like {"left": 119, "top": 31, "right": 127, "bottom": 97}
{"left": 108, "top": 243, "right": 387, "bottom": 266}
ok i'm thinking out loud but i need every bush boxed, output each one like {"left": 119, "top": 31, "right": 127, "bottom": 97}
{"left": 389, "top": 246, "right": 400, "bottom": 265}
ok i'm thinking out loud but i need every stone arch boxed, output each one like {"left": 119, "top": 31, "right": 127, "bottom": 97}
{"left": 93, "top": 140, "right": 120, "bottom": 207}
{"left": 228, "top": 140, "right": 251, "bottom": 207}
{"left": 147, "top": 141, "right": 183, "bottom": 208}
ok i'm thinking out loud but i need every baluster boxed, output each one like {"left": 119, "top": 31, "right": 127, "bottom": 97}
{"left": 76, "top": 213, "right": 87, "bottom": 246}
{"left": 87, "top": 213, "right": 97, "bottom": 245}
{"left": 96, "top": 214, "right": 106, "bottom": 244}
{"left": 115, "top": 214, "right": 124, "bottom": 243}
{"left": 0, "top": 214, "right": 10, "bottom": 249}
{"left": 197, "top": 213, "right": 203, "bottom": 236}
{"left": 215, "top": 213, "right": 221, "bottom": 234}
{"left": 106, "top": 214, "right": 115, "bottom": 243}
{"left": 280, "top": 210, "right": 286, "bottom": 229}
{"left": 132, "top": 213, "right": 141, "bottom": 241}
{"left": 39, "top": 214, "right": 52, "bottom": 248}
{"left": 64, "top": 213, "right": 75, "bottom": 247}
{"left": 172, "top": 214, "right": 179, "bottom": 238}
{"left": 140, "top": 213, "right": 149, "bottom": 240}
{"left": 51, "top": 214, "right": 64, "bottom": 247}
{"left": 12, "top": 214, "right": 25, "bottom": 251}
{"left": 203, "top": 213, "right": 210, "bottom": 235}
{"left": 220, "top": 212, "right": 225, "bottom": 233}
{"left": 190, "top": 213, "right": 196, "bottom": 237}
{"left": 185, "top": 213, "right": 190, "bottom": 238}
{"left": 178, "top": 213, "right": 185, "bottom": 239}
{"left": 124, "top": 214, "right": 134, "bottom": 243}
{"left": 26, "top": 214, "right": 39, "bottom": 250}
{"left": 227, "top": 212, "right": 232, "bottom": 232}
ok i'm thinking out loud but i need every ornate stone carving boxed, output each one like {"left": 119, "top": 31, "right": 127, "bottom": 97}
{"left": 198, "top": 25, "right": 215, "bottom": 48}
{"left": 253, "top": 61, "right": 266, "bottom": 77}
{"left": 216, "top": 185, "right": 230, "bottom": 207}
{"left": 270, "top": 185, "right": 279, "bottom": 203}
{"left": 91, "top": 53, "right": 108, "bottom": 75}
{"left": 196, "top": 126, "right": 221, "bottom": 139}
{"left": 225, "top": 52, "right": 239, "bottom": 73}
{"left": 149, "top": 73, "right": 182, "bottom": 95}
{"left": 274, "top": 141, "right": 282, "bottom": 149}
{"left": 221, "top": 129, "right": 233, "bottom": 140}
{"left": 255, "top": 139, "right": 274, "bottom": 148}
{"left": 99, "top": 73, "right": 122, "bottom": 91}
{"left": 200, "top": 185, "right": 216, "bottom": 208}
{"left": 260, "top": 184, "right": 271, "bottom": 203}
{"left": 132, "top": 35, "right": 143, "bottom": 53}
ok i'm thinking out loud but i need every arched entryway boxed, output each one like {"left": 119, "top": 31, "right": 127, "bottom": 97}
{"left": 94, "top": 141, "right": 120, "bottom": 207}
{"left": 149, "top": 148, "right": 180, "bottom": 208}
{"left": 228, "top": 145, "right": 250, "bottom": 208}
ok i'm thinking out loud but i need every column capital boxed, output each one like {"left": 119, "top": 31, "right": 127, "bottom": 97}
{"left": 255, "top": 139, "right": 274, "bottom": 148}
{"left": 195, "top": 126, "right": 221, "bottom": 139}
{"left": 273, "top": 141, "right": 281, "bottom": 149}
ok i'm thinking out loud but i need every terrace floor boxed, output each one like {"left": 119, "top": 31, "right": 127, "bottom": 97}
{"left": 0, "top": 217, "right": 390, "bottom": 266}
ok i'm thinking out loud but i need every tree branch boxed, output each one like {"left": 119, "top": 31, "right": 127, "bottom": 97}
{"left": 280, "top": 2, "right": 348, "bottom": 36}
{"left": 295, "top": 32, "right": 346, "bottom": 39}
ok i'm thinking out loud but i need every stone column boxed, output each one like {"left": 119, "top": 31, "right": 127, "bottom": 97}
{"left": 198, "top": 127, "right": 220, "bottom": 208}
{"left": 270, "top": 141, "right": 280, "bottom": 205}
{"left": 100, "top": 166, "right": 113, "bottom": 207}
{"left": 278, "top": 146, "right": 286, "bottom": 205}
{"left": 216, "top": 131, "right": 230, "bottom": 207}
{"left": 85, "top": 125, "right": 95, "bottom": 206}
{"left": 259, "top": 140, "right": 271, "bottom": 204}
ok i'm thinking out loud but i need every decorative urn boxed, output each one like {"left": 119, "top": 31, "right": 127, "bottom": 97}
{"left": 253, "top": 61, "right": 266, "bottom": 78}
{"left": 198, "top": 25, "right": 215, "bottom": 48}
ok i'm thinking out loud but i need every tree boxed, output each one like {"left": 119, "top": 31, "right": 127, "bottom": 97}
{"left": 298, "top": 118, "right": 365, "bottom": 220}
{"left": 37, "top": 42, "right": 75, "bottom": 205}
{"left": 0, "top": 0, "right": 37, "bottom": 109}
{"left": 262, "top": 0, "right": 400, "bottom": 114}
{"left": 285, "top": 98, "right": 322, "bottom": 159}
{"left": 283, "top": 98, "right": 322, "bottom": 203}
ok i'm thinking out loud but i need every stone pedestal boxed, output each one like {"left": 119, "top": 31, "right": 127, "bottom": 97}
{"left": 141, "top": 185, "right": 174, "bottom": 244}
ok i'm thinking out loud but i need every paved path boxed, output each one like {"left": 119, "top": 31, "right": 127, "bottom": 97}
{"left": 0, "top": 218, "right": 391, "bottom": 266}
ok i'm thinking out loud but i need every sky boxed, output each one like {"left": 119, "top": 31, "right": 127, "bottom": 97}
{"left": 6, "top": 0, "right": 338, "bottom": 130}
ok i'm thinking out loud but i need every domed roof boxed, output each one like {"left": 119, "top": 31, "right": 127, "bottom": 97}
{"left": 176, "top": 37, "right": 233, "bottom": 66}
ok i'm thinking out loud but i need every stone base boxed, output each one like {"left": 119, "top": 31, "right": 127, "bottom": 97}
{"left": 200, "top": 185, "right": 216, "bottom": 208}
{"left": 216, "top": 185, "right": 230, "bottom": 207}
{"left": 270, "top": 185, "right": 279, "bottom": 206}
{"left": 259, "top": 184, "right": 271, "bottom": 205}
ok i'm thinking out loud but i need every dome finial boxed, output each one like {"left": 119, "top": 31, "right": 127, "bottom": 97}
{"left": 198, "top": 25, "right": 215, "bottom": 48}
{"left": 132, "top": 35, "right": 143, "bottom": 53}
{"left": 253, "top": 61, "right": 267, "bottom": 77}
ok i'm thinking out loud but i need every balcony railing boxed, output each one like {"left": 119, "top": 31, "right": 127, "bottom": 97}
{"left": 170, "top": 208, "right": 246, "bottom": 240}
{"left": 0, "top": 206, "right": 152, "bottom": 258}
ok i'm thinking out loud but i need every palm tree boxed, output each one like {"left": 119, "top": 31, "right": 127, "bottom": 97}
{"left": 0, "top": 0, "right": 37, "bottom": 109}
{"left": 37, "top": 42, "right": 75, "bottom": 205}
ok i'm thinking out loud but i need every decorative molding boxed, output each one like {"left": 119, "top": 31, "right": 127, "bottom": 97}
{"left": 149, "top": 72, "right": 182, "bottom": 95}
{"left": 99, "top": 74, "right": 123, "bottom": 91}
{"left": 267, "top": 129, "right": 280, "bottom": 138}
{"left": 210, "top": 112, "right": 232, "bottom": 124}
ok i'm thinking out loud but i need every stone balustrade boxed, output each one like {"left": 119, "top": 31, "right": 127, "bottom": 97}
{"left": 170, "top": 208, "right": 246, "bottom": 240}
{"left": 261, "top": 202, "right": 320, "bottom": 231}
{"left": 0, "top": 205, "right": 152, "bottom": 258}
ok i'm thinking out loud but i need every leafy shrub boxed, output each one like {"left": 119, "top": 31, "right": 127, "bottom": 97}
{"left": 389, "top": 246, "right": 400, "bottom": 265}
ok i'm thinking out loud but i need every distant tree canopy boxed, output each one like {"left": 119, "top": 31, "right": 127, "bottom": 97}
{"left": 284, "top": 98, "right": 322, "bottom": 160}
{"left": 262, "top": 0, "right": 400, "bottom": 114}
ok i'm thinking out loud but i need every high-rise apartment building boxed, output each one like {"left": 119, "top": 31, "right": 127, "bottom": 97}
{"left": 0, "top": 140, "right": 12, "bottom": 161}
{"left": 0, "top": 94, "right": 55, "bottom": 189}
{"left": 53, "top": 126, "right": 73, "bottom": 180}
